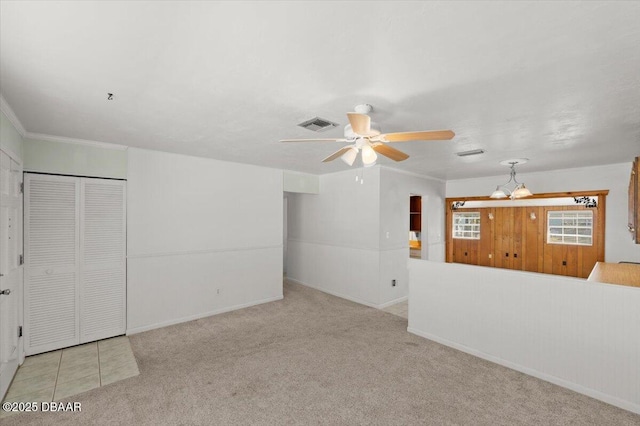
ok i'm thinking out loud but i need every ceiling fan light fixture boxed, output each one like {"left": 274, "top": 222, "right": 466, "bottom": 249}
{"left": 340, "top": 147, "right": 358, "bottom": 166}
{"left": 280, "top": 106, "right": 454, "bottom": 168}
{"left": 361, "top": 144, "right": 378, "bottom": 166}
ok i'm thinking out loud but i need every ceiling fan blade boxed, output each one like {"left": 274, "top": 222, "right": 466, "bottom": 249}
{"left": 347, "top": 113, "right": 371, "bottom": 135}
{"left": 280, "top": 138, "right": 348, "bottom": 143}
{"left": 375, "top": 130, "right": 455, "bottom": 143}
{"left": 371, "top": 143, "right": 409, "bottom": 161}
{"left": 322, "top": 146, "right": 353, "bottom": 163}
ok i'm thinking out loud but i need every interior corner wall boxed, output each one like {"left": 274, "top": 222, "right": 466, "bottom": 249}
{"left": 378, "top": 168, "right": 446, "bottom": 306}
{"left": 0, "top": 110, "right": 23, "bottom": 163}
{"left": 126, "top": 148, "right": 283, "bottom": 333}
{"left": 445, "top": 162, "right": 640, "bottom": 263}
{"left": 286, "top": 167, "right": 382, "bottom": 306}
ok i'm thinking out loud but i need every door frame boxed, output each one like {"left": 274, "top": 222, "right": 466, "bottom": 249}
{"left": 0, "top": 149, "right": 24, "bottom": 400}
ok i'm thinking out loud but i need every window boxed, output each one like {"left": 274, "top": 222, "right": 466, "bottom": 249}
{"left": 547, "top": 210, "right": 593, "bottom": 245}
{"left": 452, "top": 212, "right": 481, "bottom": 239}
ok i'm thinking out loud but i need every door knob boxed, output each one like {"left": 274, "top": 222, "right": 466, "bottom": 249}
{"left": 0, "top": 289, "right": 10, "bottom": 295}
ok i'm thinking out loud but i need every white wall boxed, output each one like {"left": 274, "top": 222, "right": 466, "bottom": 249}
{"left": 408, "top": 260, "right": 640, "bottom": 414}
{"left": 286, "top": 166, "right": 446, "bottom": 307}
{"left": 23, "top": 137, "right": 127, "bottom": 179}
{"left": 283, "top": 170, "right": 319, "bottom": 194}
{"left": 126, "top": 148, "right": 283, "bottom": 333}
{"left": 446, "top": 163, "right": 640, "bottom": 263}
{"left": 378, "top": 167, "right": 446, "bottom": 305}
{"left": 286, "top": 167, "right": 382, "bottom": 306}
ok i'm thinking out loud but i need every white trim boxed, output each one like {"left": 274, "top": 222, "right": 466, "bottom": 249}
{"left": 126, "top": 295, "right": 283, "bottom": 335}
{"left": 0, "top": 94, "right": 26, "bottom": 136}
{"left": 286, "top": 277, "right": 381, "bottom": 308}
{"left": 24, "top": 132, "right": 128, "bottom": 151}
{"left": 288, "top": 238, "right": 410, "bottom": 253}
{"left": 407, "top": 327, "right": 640, "bottom": 415}
{"left": 0, "top": 147, "right": 22, "bottom": 166}
{"left": 127, "top": 244, "right": 283, "bottom": 259}
{"left": 287, "top": 238, "right": 380, "bottom": 252}
{"left": 380, "top": 165, "right": 445, "bottom": 183}
{"left": 378, "top": 296, "right": 408, "bottom": 309}
{"left": 282, "top": 168, "right": 321, "bottom": 177}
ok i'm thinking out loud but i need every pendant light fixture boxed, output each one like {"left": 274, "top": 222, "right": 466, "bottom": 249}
{"left": 490, "top": 159, "right": 533, "bottom": 200}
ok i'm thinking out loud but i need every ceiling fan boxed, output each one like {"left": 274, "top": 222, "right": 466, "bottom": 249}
{"left": 280, "top": 104, "right": 455, "bottom": 167}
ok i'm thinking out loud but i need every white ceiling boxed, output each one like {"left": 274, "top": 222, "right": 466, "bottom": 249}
{"left": 1, "top": 1, "right": 639, "bottom": 179}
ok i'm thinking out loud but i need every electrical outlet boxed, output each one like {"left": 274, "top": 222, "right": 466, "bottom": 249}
{"left": 391, "top": 279, "right": 396, "bottom": 287}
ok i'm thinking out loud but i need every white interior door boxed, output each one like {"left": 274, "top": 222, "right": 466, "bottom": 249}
{"left": 80, "top": 178, "right": 126, "bottom": 342}
{"left": 0, "top": 151, "right": 23, "bottom": 399}
{"left": 24, "top": 174, "right": 80, "bottom": 355}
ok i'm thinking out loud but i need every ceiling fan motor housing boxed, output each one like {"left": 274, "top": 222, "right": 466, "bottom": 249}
{"left": 344, "top": 122, "right": 382, "bottom": 139}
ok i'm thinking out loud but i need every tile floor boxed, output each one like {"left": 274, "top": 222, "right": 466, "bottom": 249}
{"left": 382, "top": 300, "right": 408, "bottom": 319}
{"left": 1, "top": 336, "right": 139, "bottom": 418}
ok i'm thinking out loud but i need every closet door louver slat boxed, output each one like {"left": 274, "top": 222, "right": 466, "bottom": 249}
{"left": 25, "top": 175, "right": 80, "bottom": 355}
{"left": 80, "top": 179, "right": 126, "bottom": 342}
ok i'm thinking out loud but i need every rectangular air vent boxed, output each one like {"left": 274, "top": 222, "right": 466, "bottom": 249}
{"left": 456, "top": 149, "right": 485, "bottom": 157}
{"left": 297, "top": 117, "right": 339, "bottom": 132}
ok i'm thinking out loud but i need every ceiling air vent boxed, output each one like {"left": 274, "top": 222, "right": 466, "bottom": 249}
{"left": 456, "top": 149, "right": 485, "bottom": 157}
{"left": 297, "top": 117, "right": 339, "bottom": 132}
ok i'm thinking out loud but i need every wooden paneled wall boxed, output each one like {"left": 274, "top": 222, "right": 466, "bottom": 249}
{"left": 445, "top": 195, "right": 606, "bottom": 278}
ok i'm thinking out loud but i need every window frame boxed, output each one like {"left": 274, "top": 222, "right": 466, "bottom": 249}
{"left": 546, "top": 210, "right": 594, "bottom": 246}
{"left": 452, "top": 211, "right": 481, "bottom": 240}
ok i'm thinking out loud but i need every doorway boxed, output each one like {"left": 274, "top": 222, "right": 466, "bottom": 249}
{"left": 409, "top": 195, "right": 422, "bottom": 259}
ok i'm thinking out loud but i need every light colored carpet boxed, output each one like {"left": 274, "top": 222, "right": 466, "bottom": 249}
{"left": 5, "top": 281, "right": 639, "bottom": 425}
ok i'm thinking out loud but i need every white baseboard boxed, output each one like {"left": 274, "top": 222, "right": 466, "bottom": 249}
{"left": 407, "top": 327, "right": 640, "bottom": 415}
{"left": 286, "top": 277, "right": 406, "bottom": 310}
{"left": 126, "top": 295, "right": 283, "bottom": 335}
{"left": 285, "top": 278, "right": 382, "bottom": 308}
{"left": 378, "top": 296, "right": 408, "bottom": 309}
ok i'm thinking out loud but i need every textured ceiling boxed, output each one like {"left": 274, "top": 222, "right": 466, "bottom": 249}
{"left": 1, "top": 1, "right": 639, "bottom": 179}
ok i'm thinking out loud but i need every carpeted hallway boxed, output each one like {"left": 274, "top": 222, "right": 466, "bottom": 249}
{"left": 5, "top": 281, "right": 639, "bottom": 425}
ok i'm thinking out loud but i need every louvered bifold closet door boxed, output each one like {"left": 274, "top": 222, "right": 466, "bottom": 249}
{"left": 25, "top": 174, "right": 80, "bottom": 355}
{"left": 80, "top": 178, "right": 126, "bottom": 343}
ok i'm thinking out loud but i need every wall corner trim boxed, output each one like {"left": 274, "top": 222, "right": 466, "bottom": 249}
{"left": 0, "top": 94, "right": 27, "bottom": 136}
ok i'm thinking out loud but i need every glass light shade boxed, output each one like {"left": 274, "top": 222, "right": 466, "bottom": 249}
{"left": 512, "top": 184, "right": 533, "bottom": 199}
{"left": 361, "top": 145, "right": 378, "bottom": 166}
{"left": 340, "top": 147, "right": 358, "bottom": 166}
{"left": 490, "top": 186, "right": 507, "bottom": 199}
